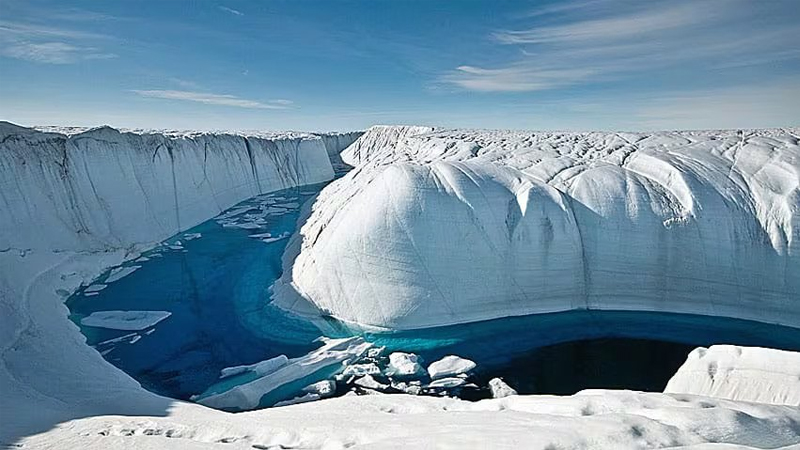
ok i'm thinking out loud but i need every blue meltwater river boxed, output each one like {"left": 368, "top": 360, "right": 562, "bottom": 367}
{"left": 67, "top": 178, "right": 800, "bottom": 409}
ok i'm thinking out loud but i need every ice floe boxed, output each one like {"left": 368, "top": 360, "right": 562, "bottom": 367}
{"left": 80, "top": 310, "right": 172, "bottom": 331}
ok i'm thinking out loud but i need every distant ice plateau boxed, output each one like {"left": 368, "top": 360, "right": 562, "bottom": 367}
{"left": 1, "top": 122, "right": 800, "bottom": 449}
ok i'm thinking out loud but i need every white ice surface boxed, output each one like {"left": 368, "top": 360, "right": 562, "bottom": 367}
{"left": 219, "top": 355, "right": 289, "bottom": 379}
{"left": 385, "top": 352, "right": 424, "bottom": 378}
{"left": 80, "top": 310, "right": 172, "bottom": 331}
{"left": 2, "top": 122, "right": 800, "bottom": 449}
{"left": 197, "top": 337, "right": 372, "bottom": 411}
{"left": 489, "top": 377, "right": 517, "bottom": 398}
{"left": 274, "top": 125, "right": 800, "bottom": 330}
{"left": 427, "top": 355, "right": 477, "bottom": 380}
{"left": 665, "top": 345, "right": 800, "bottom": 406}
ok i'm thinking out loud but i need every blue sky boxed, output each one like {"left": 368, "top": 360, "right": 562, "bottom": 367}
{"left": 1, "top": 0, "right": 798, "bottom": 131}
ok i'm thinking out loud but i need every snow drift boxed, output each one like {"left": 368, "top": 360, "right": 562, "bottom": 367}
{"left": 274, "top": 126, "right": 800, "bottom": 330}
{"left": 666, "top": 345, "right": 800, "bottom": 406}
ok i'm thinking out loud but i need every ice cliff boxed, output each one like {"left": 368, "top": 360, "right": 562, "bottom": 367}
{"left": 0, "top": 121, "right": 361, "bottom": 254}
{"left": 0, "top": 122, "right": 359, "bottom": 443}
{"left": 274, "top": 125, "right": 800, "bottom": 330}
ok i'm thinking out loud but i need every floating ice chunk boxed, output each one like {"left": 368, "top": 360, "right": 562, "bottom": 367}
{"left": 343, "top": 363, "right": 381, "bottom": 376}
{"left": 248, "top": 232, "right": 272, "bottom": 239}
{"left": 427, "top": 355, "right": 476, "bottom": 380}
{"left": 130, "top": 335, "right": 142, "bottom": 344}
{"left": 84, "top": 292, "right": 99, "bottom": 297}
{"left": 263, "top": 207, "right": 288, "bottom": 215}
{"left": 386, "top": 352, "right": 424, "bottom": 378}
{"left": 353, "top": 375, "right": 389, "bottom": 391}
{"left": 275, "top": 202, "right": 299, "bottom": 209}
{"left": 84, "top": 284, "right": 107, "bottom": 293}
{"left": 197, "top": 337, "right": 372, "bottom": 411}
{"left": 95, "top": 332, "right": 138, "bottom": 346}
{"left": 489, "top": 378, "right": 517, "bottom": 398}
{"left": 80, "top": 310, "right": 172, "bottom": 331}
{"left": 391, "top": 380, "right": 422, "bottom": 395}
{"left": 183, "top": 232, "right": 202, "bottom": 241}
{"left": 168, "top": 244, "right": 184, "bottom": 250}
{"left": 427, "top": 377, "right": 466, "bottom": 389}
{"left": 104, "top": 265, "right": 141, "bottom": 284}
{"left": 135, "top": 256, "right": 150, "bottom": 263}
{"left": 367, "top": 346, "right": 385, "bottom": 358}
{"left": 302, "top": 380, "right": 336, "bottom": 398}
{"left": 219, "top": 355, "right": 289, "bottom": 379}
{"left": 228, "top": 222, "right": 262, "bottom": 230}
{"left": 262, "top": 232, "right": 290, "bottom": 244}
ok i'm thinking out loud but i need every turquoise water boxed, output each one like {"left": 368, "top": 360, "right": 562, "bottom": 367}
{"left": 67, "top": 179, "right": 800, "bottom": 405}
{"left": 67, "top": 182, "right": 330, "bottom": 399}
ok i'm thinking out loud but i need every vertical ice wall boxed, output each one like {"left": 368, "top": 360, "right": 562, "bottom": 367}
{"left": 274, "top": 125, "right": 800, "bottom": 330}
{"left": 0, "top": 122, "right": 361, "bottom": 254}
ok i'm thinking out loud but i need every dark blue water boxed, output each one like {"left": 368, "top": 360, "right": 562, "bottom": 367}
{"left": 67, "top": 182, "right": 329, "bottom": 399}
{"left": 67, "top": 179, "right": 800, "bottom": 405}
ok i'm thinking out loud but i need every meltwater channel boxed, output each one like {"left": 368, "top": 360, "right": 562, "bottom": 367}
{"left": 67, "top": 179, "right": 800, "bottom": 409}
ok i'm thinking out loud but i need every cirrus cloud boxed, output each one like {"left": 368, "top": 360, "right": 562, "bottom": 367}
{"left": 132, "top": 90, "right": 294, "bottom": 109}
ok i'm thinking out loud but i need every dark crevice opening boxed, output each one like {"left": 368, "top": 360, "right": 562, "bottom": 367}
{"left": 473, "top": 338, "right": 696, "bottom": 397}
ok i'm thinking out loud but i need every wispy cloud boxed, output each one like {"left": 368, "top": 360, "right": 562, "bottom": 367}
{"left": 132, "top": 90, "right": 293, "bottom": 109}
{"left": 1, "top": 41, "right": 116, "bottom": 64}
{"left": 219, "top": 6, "right": 244, "bottom": 16}
{"left": 443, "top": 65, "right": 596, "bottom": 92}
{"left": 0, "top": 19, "right": 115, "bottom": 64}
{"left": 496, "top": 2, "right": 712, "bottom": 45}
{"left": 444, "top": 0, "right": 800, "bottom": 93}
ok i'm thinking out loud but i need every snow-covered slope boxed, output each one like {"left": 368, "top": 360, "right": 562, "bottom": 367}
{"left": 666, "top": 345, "right": 800, "bottom": 406}
{"left": 274, "top": 126, "right": 800, "bottom": 330}
{"left": 14, "top": 388, "right": 800, "bottom": 449}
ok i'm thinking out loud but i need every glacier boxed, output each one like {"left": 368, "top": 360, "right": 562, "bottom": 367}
{"left": 274, "top": 125, "right": 800, "bottom": 330}
{"left": 2, "top": 121, "right": 800, "bottom": 449}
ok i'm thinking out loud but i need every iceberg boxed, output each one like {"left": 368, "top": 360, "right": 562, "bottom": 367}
{"left": 274, "top": 126, "right": 800, "bottom": 330}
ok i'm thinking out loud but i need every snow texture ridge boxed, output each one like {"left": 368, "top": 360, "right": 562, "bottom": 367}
{"left": 274, "top": 125, "right": 800, "bottom": 330}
